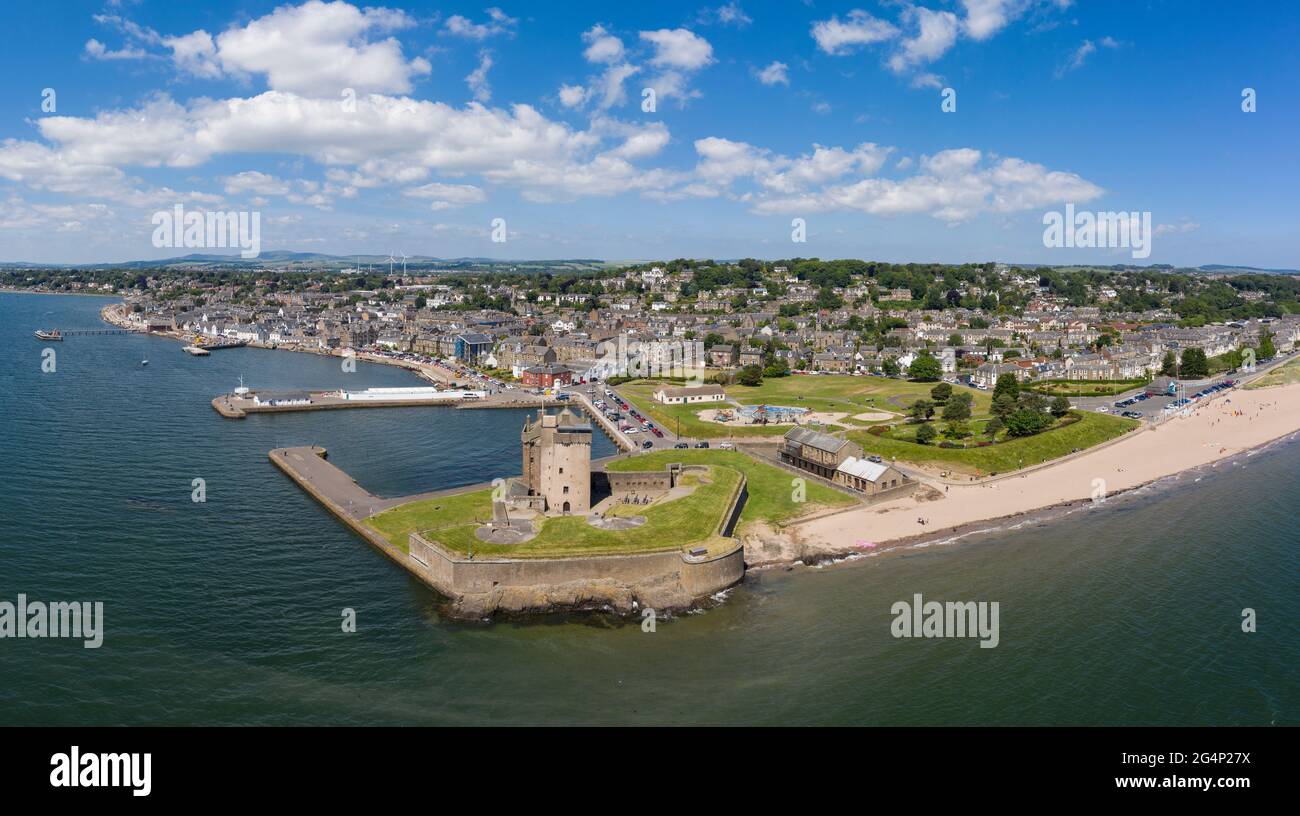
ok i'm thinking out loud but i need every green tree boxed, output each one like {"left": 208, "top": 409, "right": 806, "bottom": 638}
{"left": 1005, "top": 407, "right": 1051, "bottom": 437}
{"left": 909, "top": 399, "right": 936, "bottom": 422}
{"left": 1160, "top": 350, "right": 1177, "bottom": 377}
{"left": 915, "top": 423, "right": 937, "bottom": 445}
{"left": 930, "top": 382, "right": 953, "bottom": 403}
{"left": 1018, "top": 392, "right": 1048, "bottom": 414}
{"left": 993, "top": 372, "right": 1020, "bottom": 401}
{"left": 763, "top": 359, "right": 791, "bottom": 378}
{"left": 882, "top": 357, "right": 900, "bottom": 376}
{"left": 736, "top": 364, "right": 764, "bottom": 387}
{"left": 992, "top": 392, "right": 1018, "bottom": 420}
{"left": 1258, "top": 330, "right": 1276, "bottom": 360}
{"left": 909, "top": 352, "right": 942, "bottom": 381}
{"left": 984, "top": 416, "right": 1004, "bottom": 438}
{"left": 1049, "top": 395, "right": 1071, "bottom": 418}
{"left": 1179, "top": 348, "right": 1210, "bottom": 379}
{"left": 941, "top": 392, "right": 972, "bottom": 422}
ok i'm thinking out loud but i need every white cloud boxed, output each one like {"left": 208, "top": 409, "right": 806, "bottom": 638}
{"left": 163, "top": 30, "right": 221, "bottom": 79}
{"left": 84, "top": 39, "right": 147, "bottom": 61}
{"left": 811, "top": 10, "right": 898, "bottom": 56}
{"left": 582, "top": 24, "right": 625, "bottom": 64}
{"left": 593, "top": 62, "right": 640, "bottom": 109}
{"left": 640, "top": 28, "right": 714, "bottom": 70}
{"left": 699, "top": 3, "right": 752, "bottom": 27}
{"left": 760, "top": 143, "right": 891, "bottom": 193}
{"left": 223, "top": 170, "right": 290, "bottom": 196}
{"left": 960, "top": 0, "right": 1019, "bottom": 41}
{"left": 209, "top": 1, "right": 430, "bottom": 95}
{"left": 639, "top": 29, "right": 714, "bottom": 105}
{"left": 402, "top": 181, "right": 488, "bottom": 210}
{"left": 722, "top": 144, "right": 1103, "bottom": 223}
{"left": 443, "top": 8, "right": 519, "bottom": 40}
{"left": 888, "top": 8, "right": 960, "bottom": 73}
{"left": 755, "top": 61, "right": 789, "bottom": 86}
{"left": 558, "top": 84, "right": 588, "bottom": 108}
{"left": 1057, "top": 40, "right": 1096, "bottom": 76}
{"left": 1155, "top": 221, "right": 1199, "bottom": 236}
{"left": 466, "top": 51, "right": 493, "bottom": 102}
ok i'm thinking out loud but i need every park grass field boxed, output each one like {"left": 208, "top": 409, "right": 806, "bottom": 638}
{"left": 607, "top": 449, "right": 856, "bottom": 529}
{"left": 618, "top": 375, "right": 990, "bottom": 440}
{"left": 365, "top": 465, "right": 742, "bottom": 559}
{"left": 847, "top": 410, "right": 1139, "bottom": 475}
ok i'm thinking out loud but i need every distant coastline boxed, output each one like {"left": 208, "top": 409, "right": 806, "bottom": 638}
{"left": 0, "top": 287, "right": 119, "bottom": 298}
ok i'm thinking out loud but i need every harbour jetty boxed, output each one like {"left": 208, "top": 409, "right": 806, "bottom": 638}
{"left": 213, "top": 385, "right": 488, "bottom": 418}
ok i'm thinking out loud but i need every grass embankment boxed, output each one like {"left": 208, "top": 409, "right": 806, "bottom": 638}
{"left": 608, "top": 450, "right": 855, "bottom": 530}
{"left": 848, "top": 410, "right": 1138, "bottom": 475}
{"left": 367, "top": 465, "right": 741, "bottom": 559}
{"left": 618, "top": 375, "right": 989, "bottom": 439}
{"left": 1024, "top": 379, "right": 1147, "bottom": 397}
{"left": 1245, "top": 357, "right": 1300, "bottom": 390}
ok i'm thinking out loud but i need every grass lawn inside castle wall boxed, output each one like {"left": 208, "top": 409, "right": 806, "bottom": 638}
{"left": 364, "top": 450, "right": 854, "bottom": 559}
{"left": 607, "top": 449, "right": 855, "bottom": 528}
{"left": 366, "top": 464, "right": 744, "bottom": 559}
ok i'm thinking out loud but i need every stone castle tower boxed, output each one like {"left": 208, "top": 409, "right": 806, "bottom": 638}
{"left": 521, "top": 407, "right": 592, "bottom": 514}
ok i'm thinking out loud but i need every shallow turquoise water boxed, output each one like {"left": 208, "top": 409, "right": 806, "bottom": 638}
{"left": 1, "top": 292, "right": 1295, "bottom": 725}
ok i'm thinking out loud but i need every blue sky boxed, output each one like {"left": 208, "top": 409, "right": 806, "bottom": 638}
{"left": 0, "top": 0, "right": 1296, "bottom": 266}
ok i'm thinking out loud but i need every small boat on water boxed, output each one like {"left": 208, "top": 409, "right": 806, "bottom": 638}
{"left": 34, "top": 329, "right": 62, "bottom": 341}
{"left": 142, "top": 359, "right": 149, "bottom": 366}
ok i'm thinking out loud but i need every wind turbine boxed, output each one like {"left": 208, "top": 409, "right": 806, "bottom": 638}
{"left": 399, "top": 251, "right": 408, "bottom": 275}
{"left": 387, "top": 252, "right": 396, "bottom": 275}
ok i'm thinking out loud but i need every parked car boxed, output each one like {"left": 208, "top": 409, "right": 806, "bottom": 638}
{"left": 718, "top": 441, "right": 735, "bottom": 450}
{"left": 641, "top": 440, "right": 654, "bottom": 449}
{"left": 694, "top": 441, "right": 710, "bottom": 448}
{"left": 674, "top": 442, "right": 689, "bottom": 449}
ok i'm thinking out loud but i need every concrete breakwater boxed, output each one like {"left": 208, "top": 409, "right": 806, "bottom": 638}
{"left": 269, "top": 445, "right": 745, "bottom": 619}
{"left": 214, "top": 387, "right": 487, "bottom": 418}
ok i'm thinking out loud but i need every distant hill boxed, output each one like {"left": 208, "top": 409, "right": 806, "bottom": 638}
{"left": 1196, "top": 264, "right": 1299, "bottom": 276}
{"left": 1, "top": 252, "right": 612, "bottom": 272}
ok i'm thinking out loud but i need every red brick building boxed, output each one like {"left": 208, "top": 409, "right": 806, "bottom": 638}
{"left": 521, "top": 363, "right": 573, "bottom": 388}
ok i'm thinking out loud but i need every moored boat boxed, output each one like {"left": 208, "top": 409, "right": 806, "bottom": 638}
{"left": 34, "top": 329, "right": 62, "bottom": 341}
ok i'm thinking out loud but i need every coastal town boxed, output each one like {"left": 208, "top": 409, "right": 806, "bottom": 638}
{"left": 11, "top": 257, "right": 1300, "bottom": 613}
{"left": 10, "top": 259, "right": 1298, "bottom": 391}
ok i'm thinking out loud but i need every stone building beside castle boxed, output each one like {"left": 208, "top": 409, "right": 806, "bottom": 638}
{"left": 519, "top": 407, "right": 592, "bottom": 514}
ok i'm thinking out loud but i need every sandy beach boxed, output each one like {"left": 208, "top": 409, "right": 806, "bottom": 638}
{"left": 795, "top": 380, "right": 1300, "bottom": 556}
